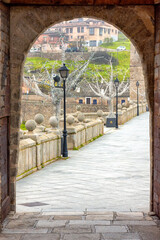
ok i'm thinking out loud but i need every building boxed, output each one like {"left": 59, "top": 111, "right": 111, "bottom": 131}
{"left": 31, "top": 18, "right": 118, "bottom": 52}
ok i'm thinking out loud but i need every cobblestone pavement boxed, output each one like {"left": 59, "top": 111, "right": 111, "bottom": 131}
{"left": 1, "top": 211, "right": 160, "bottom": 240}
{"left": 17, "top": 112, "right": 150, "bottom": 212}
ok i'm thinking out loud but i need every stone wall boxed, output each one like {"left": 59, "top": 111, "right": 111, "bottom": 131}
{"left": 153, "top": 4, "right": 160, "bottom": 217}
{"left": 0, "top": 4, "right": 153, "bottom": 221}
{"left": 17, "top": 133, "right": 61, "bottom": 180}
{"left": 130, "top": 44, "right": 146, "bottom": 101}
{"left": 0, "top": 2, "right": 10, "bottom": 223}
{"left": 67, "top": 119, "right": 104, "bottom": 149}
{"left": 18, "top": 119, "right": 103, "bottom": 179}
{"left": 21, "top": 95, "right": 129, "bottom": 125}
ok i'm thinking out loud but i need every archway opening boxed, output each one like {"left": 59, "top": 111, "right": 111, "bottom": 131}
{"left": 16, "top": 17, "right": 149, "bottom": 214}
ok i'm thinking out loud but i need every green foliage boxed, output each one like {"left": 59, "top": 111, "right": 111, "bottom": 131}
{"left": 20, "top": 123, "right": 27, "bottom": 130}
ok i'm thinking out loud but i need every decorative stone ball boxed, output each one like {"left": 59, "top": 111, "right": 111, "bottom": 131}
{"left": 78, "top": 113, "right": 85, "bottom": 122}
{"left": 49, "top": 116, "right": 58, "bottom": 128}
{"left": 67, "top": 115, "right": 75, "bottom": 125}
{"left": 76, "top": 105, "right": 81, "bottom": 111}
{"left": 25, "top": 120, "right": 36, "bottom": 132}
{"left": 118, "top": 104, "right": 122, "bottom": 109}
{"left": 122, "top": 102, "right": 126, "bottom": 107}
{"left": 34, "top": 114, "right": 44, "bottom": 125}
{"left": 97, "top": 110, "right": 103, "bottom": 117}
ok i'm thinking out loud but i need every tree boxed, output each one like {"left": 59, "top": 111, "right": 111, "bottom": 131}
{"left": 85, "top": 58, "right": 129, "bottom": 114}
{"left": 23, "top": 52, "right": 95, "bottom": 125}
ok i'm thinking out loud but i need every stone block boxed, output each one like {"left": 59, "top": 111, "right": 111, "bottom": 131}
{"left": 116, "top": 212, "right": 144, "bottom": 220}
{"left": 86, "top": 214, "right": 113, "bottom": 221}
{"left": 113, "top": 220, "right": 156, "bottom": 226}
{"left": 95, "top": 225, "right": 128, "bottom": 233}
{"left": 0, "top": 234, "right": 22, "bottom": 240}
{"left": 36, "top": 220, "right": 67, "bottom": 228}
{"left": 102, "top": 232, "right": 141, "bottom": 240}
{"left": 21, "top": 234, "right": 60, "bottom": 240}
{"left": 63, "top": 233, "right": 100, "bottom": 240}
{"left": 52, "top": 225, "right": 92, "bottom": 234}
{"left": 69, "top": 220, "right": 110, "bottom": 225}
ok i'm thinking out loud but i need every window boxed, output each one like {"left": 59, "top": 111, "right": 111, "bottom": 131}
{"left": 108, "top": 29, "right": 111, "bottom": 34}
{"left": 93, "top": 99, "right": 97, "bottom": 105}
{"left": 98, "top": 40, "right": 102, "bottom": 46}
{"left": 89, "top": 40, "right": 97, "bottom": 47}
{"left": 89, "top": 28, "right": 94, "bottom": 35}
{"left": 121, "top": 99, "right": 125, "bottom": 104}
{"left": 66, "top": 28, "right": 69, "bottom": 33}
{"left": 71, "top": 36, "right": 73, "bottom": 39}
{"left": 81, "top": 36, "right": 84, "bottom": 39}
{"left": 70, "top": 28, "right": 73, "bottom": 33}
{"left": 112, "top": 29, "right": 114, "bottom": 32}
{"left": 77, "top": 27, "right": 80, "bottom": 33}
{"left": 104, "top": 28, "right": 106, "bottom": 33}
{"left": 115, "top": 30, "right": 117, "bottom": 34}
{"left": 81, "top": 26, "right": 84, "bottom": 33}
{"left": 79, "top": 99, "right": 83, "bottom": 104}
{"left": 43, "top": 36, "right": 47, "bottom": 43}
{"left": 86, "top": 97, "right": 91, "bottom": 104}
{"left": 99, "top": 28, "right": 103, "bottom": 36}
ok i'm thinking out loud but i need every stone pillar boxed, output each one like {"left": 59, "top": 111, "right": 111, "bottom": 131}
{"left": 154, "top": 4, "right": 160, "bottom": 217}
{"left": 130, "top": 44, "right": 145, "bottom": 101}
{"left": 0, "top": 2, "right": 10, "bottom": 224}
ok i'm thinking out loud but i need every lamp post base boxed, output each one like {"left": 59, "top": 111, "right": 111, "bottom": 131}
{"left": 62, "top": 130, "right": 68, "bottom": 158}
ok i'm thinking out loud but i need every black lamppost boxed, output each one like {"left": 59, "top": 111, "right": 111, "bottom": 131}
{"left": 53, "top": 63, "right": 69, "bottom": 157}
{"left": 114, "top": 77, "right": 119, "bottom": 129}
{"left": 136, "top": 81, "right": 139, "bottom": 116}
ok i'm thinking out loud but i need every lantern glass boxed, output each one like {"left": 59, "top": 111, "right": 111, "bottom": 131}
{"left": 59, "top": 63, "right": 69, "bottom": 79}
{"left": 114, "top": 78, "right": 119, "bottom": 87}
{"left": 136, "top": 81, "right": 139, "bottom": 87}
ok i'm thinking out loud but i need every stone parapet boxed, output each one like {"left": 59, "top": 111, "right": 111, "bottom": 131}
{"left": 17, "top": 132, "right": 61, "bottom": 180}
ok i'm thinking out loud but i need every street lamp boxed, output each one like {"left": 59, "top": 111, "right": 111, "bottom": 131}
{"left": 136, "top": 81, "right": 139, "bottom": 116}
{"left": 53, "top": 63, "right": 69, "bottom": 157}
{"left": 114, "top": 77, "right": 119, "bottom": 129}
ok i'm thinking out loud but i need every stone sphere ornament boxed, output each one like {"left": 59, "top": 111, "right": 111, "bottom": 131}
{"left": 78, "top": 113, "right": 85, "bottom": 122}
{"left": 97, "top": 110, "right": 103, "bottom": 117}
{"left": 34, "top": 114, "right": 44, "bottom": 125}
{"left": 76, "top": 105, "right": 81, "bottom": 111}
{"left": 67, "top": 115, "right": 75, "bottom": 125}
{"left": 49, "top": 116, "right": 58, "bottom": 128}
{"left": 118, "top": 104, "right": 122, "bottom": 109}
{"left": 25, "top": 120, "right": 37, "bottom": 132}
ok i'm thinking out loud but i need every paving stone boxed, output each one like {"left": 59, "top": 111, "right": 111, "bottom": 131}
{"left": 63, "top": 233, "right": 100, "bottom": 240}
{"left": 52, "top": 225, "right": 92, "bottom": 234}
{"left": 42, "top": 212, "right": 84, "bottom": 216}
{"left": 130, "top": 226, "right": 160, "bottom": 240}
{"left": 5, "top": 220, "right": 36, "bottom": 229}
{"left": 0, "top": 234, "right": 22, "bottom": 240}
{"left": 113, "top": 220, "right": 157, "bottom": 226}
{"left": 54, "top": 215, "right": 82, "bottom": 220}
{"left": 69, "top": 220, "right": 110, "bottom": 225}
{"left": 36, "top": 220, "right": 67, "bottom": 228}
{"left": 86, "top": 214, "right": 113, "bottom": 220}
{"left": 2, "top": 229, "right": 49, "bottom": 233}
{"left": 22, "top": 233, "right": 60, "bottom": 240}
{"left": 86, "top": 211, "right": 114, "bottom": 216}
{"left": 95, "top": 225, "right": 128, "bottom": 233}
{"left": 102, "top": 232, "right": 141, "bottom": 239}
{"left": 116, "top": 212, "right": 144, "bottom": 220}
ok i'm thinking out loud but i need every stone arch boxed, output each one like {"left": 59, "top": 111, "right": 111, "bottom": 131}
{"left": 9, "top": 5, "right": 154, "bottom": 211}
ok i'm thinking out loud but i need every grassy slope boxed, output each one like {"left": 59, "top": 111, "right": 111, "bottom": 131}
{"left": 25, "top": 34, "right": 130, "bottom": 82}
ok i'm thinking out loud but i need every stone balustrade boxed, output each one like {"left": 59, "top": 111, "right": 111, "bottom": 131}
{"left": 17, "top": 119, "right": 104, "bottom": 179}
{"left": 17, "top": 132, "right": 61, "bottom": 180}
{"left": 118, "top": 103, "right": 146, "bottom": 125}
{"left": 67, "top": 119, "right": 104, "bottom": 150}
